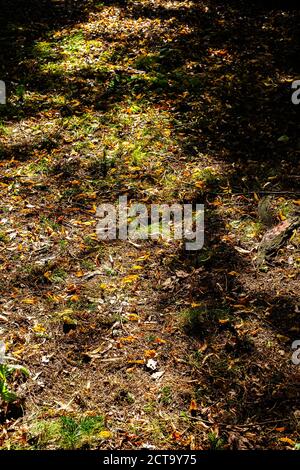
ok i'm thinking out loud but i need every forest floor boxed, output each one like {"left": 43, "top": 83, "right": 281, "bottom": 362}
{"left": 0, "top": 0, "right": 299, "bottom": 450}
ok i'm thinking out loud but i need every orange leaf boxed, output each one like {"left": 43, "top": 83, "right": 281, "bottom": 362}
{"left": 144, "top": 349, "right": 156, "bottom": 358}
{"left": 172, "top": 431, "right": 182, "bottom": 441}
{"left": 195, "top": 181, "right": 205, "bottom": 189}
{"left": 154, "top": 337, "right": 167, "bottom": 344}
{"left": 128, "top": 360, "right": 144, "bottom": 365}
{"left": 189, "top": 399, "right": 198, "bottom": 413}
{"left": 219, "top": 319, "right": 230, "bottom": 325}
{"left": 279, "top": 437, "right": 295, "bottom": 445}
{"left": 120, "top": 336, "right": 136, "bottom": 343}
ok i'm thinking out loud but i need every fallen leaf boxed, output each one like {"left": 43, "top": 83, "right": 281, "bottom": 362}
{"left": 219, "top": 319, "right": 230, "bottom": 325}
{"left": 120, "top": 336, "right": 136, "bottom": 343}
{"left": 154, "top": 337, "right": 167, "bottom": 344}
{"left": 22, "top": 298, "right": 36, "bottom": 304}
{"left": 144, "top": 349, "right": 156, "bottom": 358}
{"left": 122, "top": 274, "right": 139, "bottom": 284}
{"left": 189, "top": 399, "right": 198, "bottom": 414}
{"left": 33, "top": 324, "right": 46, "bottom": 333}
{"left": 99, "top": 431, "right": 112, "bottom": 439}
{"left": 279, "top": 437, "right": 295, "bottom": 446}
{"left": 127, "top": 313, "right": 140, "bottom": 321}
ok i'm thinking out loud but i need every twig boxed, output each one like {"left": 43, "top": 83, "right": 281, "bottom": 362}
{"left": 190, "top": 416, "right": 291, "bottom": 428}
{"left": 206, "top": 191, "right": 300, "bottom": 196}
{"left": 127, "top": 240, "right": 142, "bottom": 248}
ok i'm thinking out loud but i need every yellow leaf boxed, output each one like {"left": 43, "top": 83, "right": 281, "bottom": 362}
{"left": 72, "top": 220, "right": 94, "bottom": 226}
{"left": 86, "top": 205, "right": 97, "bottom": 214}
{"left": 82, "top": 221, "right": 95, "bottom": 226}
{"left": 46, "top": 293, "right": 61, "bottom": 302}
{"left": 128, "top": 166, "right": 141, "bottom": 171}
{"left": 89, "top": 233, "right": 98, "bottom": 240}
{"left": 122, "top": 274, "right": 139, "bottom": 284}
{"left": 136, "top": 254, "right": 150, "bottom": 261}
{"left": 279, "top": 211, "right": 286, "bottom": 221}
{"left": 76, "top": 192, "right": 97, "bottom": 200}
{"left": 127, "top": 313, "right": 140, "bottom": 321}
{"left": 99, "top": 431, "right": 112, "bottom": 439}
{"left": 131, "top": 265, "right": 143, "bottom": 270}
{"left": 210, "top": 200, "right": 222, "bottom": 207}
{"left": 279, "top": 437, "right": 295, "bottom": 446}
{"left": 57, "top": 308, "right": 73, "bottom": 317}
{"left": 291, "top": 230, "right": 297, "bottom": 241}
{"left": 75, "top": 271, "right": 84, "bottom": 277}
{"left": 33, "top": 324, "right": 46, "bottom": 333}
{"left": 12, "top": 346, "right": 25, "bottom": 357}
{"left": 22, "top": 298, "right": 36, "bottom": 304}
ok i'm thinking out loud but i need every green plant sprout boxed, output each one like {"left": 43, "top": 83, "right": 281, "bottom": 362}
{"left": 0, "top": 341, "right": 29, "bottom": 404}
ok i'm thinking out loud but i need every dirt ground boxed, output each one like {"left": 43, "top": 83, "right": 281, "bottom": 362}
{"left": 0, "top": 0, "right": 299, "bottom": 450}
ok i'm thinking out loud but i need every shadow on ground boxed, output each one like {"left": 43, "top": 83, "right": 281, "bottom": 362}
{"left": 0, "top": 0, "right": 299, "bottom": 448}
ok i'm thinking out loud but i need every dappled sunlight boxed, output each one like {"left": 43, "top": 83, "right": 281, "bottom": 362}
{"left": 0, "top": 0, "right": 299, "bottom": 452}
